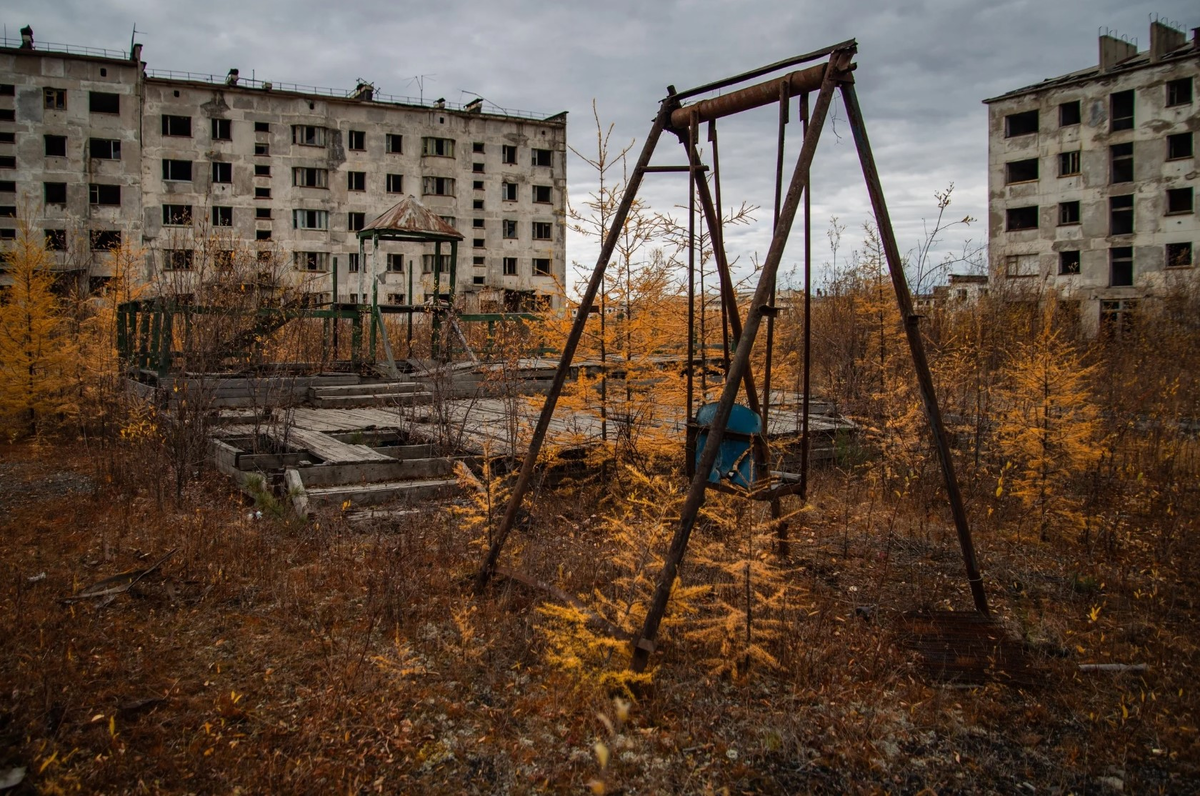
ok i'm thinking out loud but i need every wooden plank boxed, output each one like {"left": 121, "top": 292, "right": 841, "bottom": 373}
{"left": 267, "top": 427, "right": 392, "bottom": 464}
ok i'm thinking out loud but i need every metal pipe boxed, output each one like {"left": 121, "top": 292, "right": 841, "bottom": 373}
{"left": 632, "top": 53, "right": 848, "bottom": 673}
{"left": 708, "top": 120, "right": 730, "bottom": 373}
{"left": 669, "top": 65, "right": 825, "bottom": 130}
{"left": 799, "top": 92, "right": 813, "bottom": 503}
{"left": 671, "top": 39, "right": 856, "bottom": 101}
{"left": 475, "top": 99, "right": 675, "bottom": 592}
{"left": 686, "top": 112, "right": 697, "bottom": 470}
{"left": 839, "top": 80, "right": 989, "bottom": 616}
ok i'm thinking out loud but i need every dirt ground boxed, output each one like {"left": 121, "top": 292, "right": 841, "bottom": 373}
{"left": 1, "top": 442, "right": 1198, "bottom": 794}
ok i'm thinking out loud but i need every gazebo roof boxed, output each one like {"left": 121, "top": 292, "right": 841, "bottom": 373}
{"left": 359, "top": 195, "right": 464, "bottom": 241}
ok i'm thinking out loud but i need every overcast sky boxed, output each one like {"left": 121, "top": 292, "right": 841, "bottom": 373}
{"left": 6, "top": 0, "right": 1193, "bottom": 291}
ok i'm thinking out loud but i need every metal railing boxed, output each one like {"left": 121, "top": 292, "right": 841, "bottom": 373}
{"left": 0, "top": 36, "right": 131, "bottom": 61}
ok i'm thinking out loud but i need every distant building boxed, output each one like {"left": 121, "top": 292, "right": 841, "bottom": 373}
{"left": 0, "top": 30, "right": 567, "bottom": 311}
{"left": 914, "top": 272, "right": 990, "bottom": 313}
{"left": 983, "top": 21, "right": 1198, "bottom": 335}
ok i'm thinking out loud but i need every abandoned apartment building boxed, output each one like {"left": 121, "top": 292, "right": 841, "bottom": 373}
{"left": 0, "top": 29, "right": 568, "bottom": 312}
{"left": 984, "top": 21, "right": 1199, "bottom": 336}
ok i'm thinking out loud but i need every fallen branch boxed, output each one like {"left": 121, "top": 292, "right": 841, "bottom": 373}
{"left": 1078, "top": 663, "right": 1148, "bottom": 673}
{"left": 62, "top": 548, "right": 179, "bottom": 605}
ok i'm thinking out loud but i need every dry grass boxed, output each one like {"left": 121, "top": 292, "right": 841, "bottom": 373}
{"left": 1, "top": 442, "right": 1198, "bottom": 794}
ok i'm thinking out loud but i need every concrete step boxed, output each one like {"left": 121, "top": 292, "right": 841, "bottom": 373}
{"left": 310, "top": 391, "right": 434, "bottom": 408}
{"left": 311, "top": 381, "right": 423, "bottom": 397}
{"left": 298, "top": 457, "right": 456, "bottom": 487}
{"left": 304, "top": 477, "right": 460, "bottom": 507}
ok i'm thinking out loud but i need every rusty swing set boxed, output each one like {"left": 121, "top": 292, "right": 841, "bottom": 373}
{"left": 475, "top": 41, "right": 989, "bottom": 673}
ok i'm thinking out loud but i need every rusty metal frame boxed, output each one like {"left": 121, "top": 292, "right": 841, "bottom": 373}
{"left": 474, "top": 42, "right": 989, "bottom": 672}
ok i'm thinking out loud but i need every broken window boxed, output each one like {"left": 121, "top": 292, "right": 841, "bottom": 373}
{"left": 211, "top": 118, "right": 231, "bottom": 141}
{"left": 211, "top": 162, "right": 232, "bottom": 184}
{"left": 473, "top": 199, "right": 484, "bottom": 210}
{"left": 348, "top": 171, "right": 366, "bottom": 191}
{"left": 503, "top": 257, "right": 517, "bottom": 276}
{"left": 254, "top": 142, "right": 269, "bottom": 157}
{"left": 294, "top": 251, "right": 328, "bottom": 271}
{"left": 162, "top": 159, "right": 192, "bottom": 181}
{"left": 1110, "top": 143, "right": 1133, "bottom": 183}
{"left": 163, "top": 249, "right": 194, "bottom": 270}
{"left": 292, "top": 167, "right": 328, "bottom": 188}
{"left": 1059, "top": 101, "right": 1080, "bottom": 126}
{"left": 473, "top": 180, "right": 484, "bottom": 191}
{"left": 1166, "top": 78, "right": 1192, "bottom": 107}
{"left": 292, "top": 125, "right": 327, "bottom": 147}
{"left": 349, "top": 130, "right": 365, "bottom": 150}
{"left": 388, "top": 254, "right": 406, "bottom": 273}
{"left": 256, "top": 207, "right": 271, "bottom": 219}
{"left": 1109, "top": 247, "right": 1133, "bottom": 286}
{"left": 89, "top": 138, "right": 121, "bottom": 159}
{"left": 533, "top": 258, "right": 551, "bottom": 276}
{"left": 1166, "top": 187, "right": 1193, "bottom": 215}
{"left": 1059, "top": 150, "right": 1080, "bottom": 176}
{"left": 88, "top": 184, "right": 120, "bottom": 206}
{"left": 44, "top": 87, "right": 66, "bottom": 110}
{"left": 473, "top": 218, "right": 485, "bottom": 229}
{"left": 1167, "top": 133, "right": 1193, "bottom": 161}
{"left": 255, "top": 164, "right": 270, "bottom": 176}
{"left": 1005, "top": 206, "right": 1038, "bottom": 231}
{"left": 292, "top": 209, "right": 328, "bottom": 230}
{"left": 532, "top": 148, "right": 552, "bottom": 167}
{"left": 212, "top": 206, "right": 233, "bottom": 227}
{"left": 1058, "top": 201, "right": 1080, "bottom": 225}
{"left": 532, "top": 185, "right": 552, "bottom": 203}
{"left": 1166, "top": 242, "right": 1192, "bottom": 268}
{"left": 1110, "top": 90, "right": 1134, "bottom": 131}
{"left": 1005, "top": 158, "right": 1038, "bottom": 184}
{"left": 502, "top": 145, "right": 517, "bottom": 165}
{"left": 1110, "top": 195, "right": 1134, "bottom": 235}
{"left": 473, "top": 162, "right": 485, "bottom": 173}
{"left": 162, "top": 205, "right": 192, "bottom": 225}
{"left": 473, "top": 237, "right": 485, "bottom": 249}
{"left": 532, "top": 221, "right": 552, "bottom": 240}
{"left": 255, "top": 121, "right": 270, "bottom": 133}
{"left": 43, "top": 183, "right": 66, "bottom": 205}
{"left": 386, "top": 134, "right": 403, "bottom": 154}
{"left": 348, "top": 212, "right": 365, "bottom": 231}
{"left": 44, "top": 135, "right": 67, "bottom": 157}
{"left": 255, "top": 229, "right": 272, "bottom": 241}
{"left": 45, "top": 229, "right": 67, "bottom": 250}
{"left": 421, "top": 137, "right": 454, "bottom": 157}
{"left": 1059, "top": 250, "right": 1081, "bottom": 275}
{"left": 347, "top": 253, "right": 360, "bottom": 273}
{"left": 89, "top": 92, "right": 119, "bottom": 114}
{"left": 1004, "top": 110, "right": 1038, "bottom": 137}
{"left": 473, "top": 276, "right": 485, "bottom": 286}
{"left": 502, "top": 182, "right": 517, "bottom": 201}
{"left": 502, "top": 219, "right": 517, "bottom": 239}
{"left": 254, "top": 187, "right": 271, "bottom": 199}
{"left": 1005, "top": 253, "right": 1039, "bottom": 277}
{"left": 421, "top": 176, "right": 454, "bottom": 196}
{"left": 0, "top": 206, "right": 13, "bottom": 218}
{"left": 473, "top": 142, "right": 485, "bottom": 153}
{"left": 386, "top": 173, "right": 403, "bottom": 193}
{"left": 162, "top": 115, "right": 192, "bottom": 137}
{"left": 91, "top": 230, "right": 122, "bottom": 250}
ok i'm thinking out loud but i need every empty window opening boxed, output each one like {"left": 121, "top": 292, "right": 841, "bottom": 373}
{"left": 293, "top": 209, "right": 329, "bottom": 230}
{"left": 43, "top": 183, "right": 66, "bottom": 205}
{"left": 0, "top": 157, "right": 15, "bottom": 169}
{"left": 1059, "top": 150, "right": 1081, "bottom": 176}
{"left": 294, "top": 251, "right": 328, "bottom": 271}
{"left": 255, "top": 164, "right": 270, "bottom": 176}
{"left": 163, "top": 249, "right": 194, "bottom": 270}
{"left": 45, "top": 229, "right": 67, "bottom": 250}
{"left": 473, "top": 199, "right": 484, "bottom": 210}
{"left": 502, "top": 145, "right": 517, "bottom": 165}
{"left": 0, "top": 110, "right": 12, "bottom": 122}
{"left": 347, "top": 253, "right": 360, "bottom": 273}
{"left": 1101, "top": 298, "right": 1137, "bottom": 339}
{"left": 254, "top": 142, "right": 270, "bottom": 157}
{"left": 44, "top": 135, "right": 67, "bottom": 157}
{"left": 387, "top": 293, "right": 405, "bottom": 305}
{"left": 211, "top": 162, "right": 232, "bottom": 184}
{"left": 473, "top": 162, "right": 485, "bottom": 173}
{"left": 503, "top": 257, "right": 517, "bottom": 276}
{"left": 532, "top": 148, "right": 552, "bottom": 167}
{"left": 91, "top": 230, "right": 121, "bottom": 250}
{"left": 421, "top": 137, "right": 455, "bottom": 157}
{"left": 254, "top": 121, "right": 270, "bottom": 133}
{"left": 162, "top": 115, "right": 192, "bottom": 137}
{"left": 473, "top": 180, "right": 484, "bottom": 191}
{"left": 386, "top": 134, "right": 403, "bottom": 154}
{"left": 1110, "top": 90, "right": 1134, "bottom": 131}
{"left": 213, "top": 206, "right": 233, "bottom": 227}
{"left": 502, "top": 182, "right": 517, "bottom": 201}
{"left": 162, "top": 159, "right": 193, "bottom": 181}
{"left": 1059, "top": 101, "right": 1080, "bottom": 126}
{"left": 473, "top": 275, "right": 485, "bottom": 285}
{"left": 0, "top": 206, "right": 14, "bottom": 218}
{"left": 162, "top": 205, "right": 192, "bottom": 225}
{"left": 211, "top": 118, "right": 231, "bottom": 140}
{"left": 0, "top": 181, "right": 14, "bottom": 192}
{"left": 89, "top": 92, "right": 119, "bottom": 114}
{"left": 89, "top": 184, "right": 120, "bottom": 206}
{"left": 1059, "top": 250, "right": 1081, "bottom": 275}
{"left": 502, "top": 219, "right": 517, "bottom": 239}
{"left": 292, "top": 125, "right": 326, "bottom": 146}
{"left": 292, "top": 167, "right": 328, "bottom": 188}
{"left": 348, "top": 171, "right": 366, "bottom": 191}
{"left": 473, "top": 218, "right": 485, "bottom": 228}
{"left": 472, "top": 142, "right": 485, "bottom": 153}
{"left": 255, "top": 207, "right": 271, "bottom": 219}
{"left": 1109, "top": 247, "right": 1133, "bottom": 286}
{"left": 532, "top": 185, "right": 552, "bottom": 203}
{"left": 533, "top": 257, "right": 551, "bottom": 276}
{"left": 255, "top": 187, "right": 271, "bottom": 199}
{"left": 1006, "top": 206, "right": 1038, "bottom": 231}
{"left": 1058, "top": 201, "right": 1080, "bottom": 225}
{"left": 44, "top": 88, "right": 66, "bottom": 110}
{"left": 349, "top": 130, "right": 365, "bottom": 150}
{"left": 1166, "top": 78, "right": 1193, "bottom": 107}
{"left": 1166, "top": 242, "right": 1192, "bottom": 268}
{"left": 1006, "top": 158, "right": 1038, "bottom": 184}
{"left": 473, "top": 237, "right": 485, "bottom": 248}
{"left": 0, "top": 133, "right": 12, "bottom": 144}
{"left": 473, "top": 256, "right": 485, "bottom": 266}
{"left": 348, "top": 212, "right": 365, "bottom": 231}
{"left": 387, "top": 254, "right": 405, "bottom": 273}
{"left": 386, "top": 173, "right": 403, "bottom": 193}
{"left": 89, "top": 138, "right": 121, "bottom": 159}
{"left": 256, "top": 229, "right": 272, "bottom": 241}
{"left": 1166, "top": 187, "right": 1194, "bottom": 215}
{"left": 1110, "top": 195, "right": 1134, "bottom": 235}
{"left": 0, "top": 84, "right": 13, "bottom": 96}
{"left": 1004, "top": 110, "right": 1038, "bottom": 137}
{"left": 421, "top": 176, "right": 454, "bottom": 196}
{"left": 532, "top": 221, "right": 552, "bottom": 240}
{"left": 422, "top": 254, "right": 450, "bottom": 274}
{"left": 1167, "top": 133, "right": 1193, "bottom": 161}
{"left": 1110, "top": 143, "right": 1133, "bottom": 183}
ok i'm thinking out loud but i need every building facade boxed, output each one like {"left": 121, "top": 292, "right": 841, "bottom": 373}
{"left": 984, "top": 22, "right": 1198, "bottom": 335}
{"left": 0, "top": 32, "right": 567, "bottom": 311}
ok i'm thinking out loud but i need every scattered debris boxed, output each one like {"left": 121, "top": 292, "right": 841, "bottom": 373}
{"left": 62, "top": 548, "right": 178, "bottom": 607}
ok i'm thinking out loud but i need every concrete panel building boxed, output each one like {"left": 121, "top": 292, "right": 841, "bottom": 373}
{"left": 984, "top": 22, "right": 1198, "bottom": 335}
{"left": 0, "top": 30, "right": 567, "bottom": 311}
